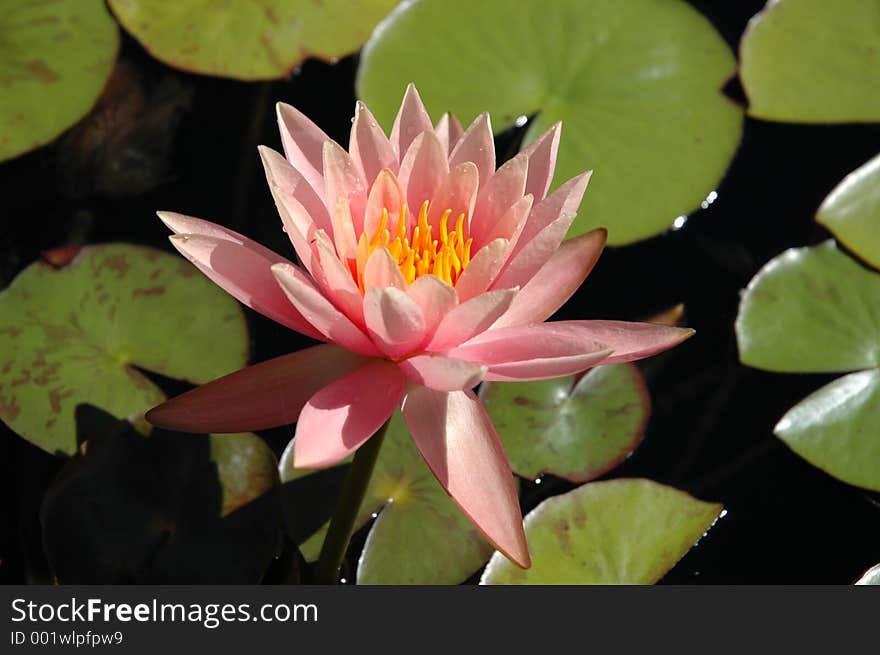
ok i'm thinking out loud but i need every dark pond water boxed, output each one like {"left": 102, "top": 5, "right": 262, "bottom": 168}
{"left": 1, "top": 0, "right": 879, "bottom": 584}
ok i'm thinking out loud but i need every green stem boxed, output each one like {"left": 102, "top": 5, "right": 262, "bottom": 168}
{"left": 313, "top": 421, "right": 389, "bottom": 584}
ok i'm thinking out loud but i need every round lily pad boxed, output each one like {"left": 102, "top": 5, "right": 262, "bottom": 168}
{"left": 856, "top": 563, "right": 880, "bottom": 585}
{"left": 41, "top": 408, "right": 280, "bottom": 583}
{"left": 0, "top": 244, "right": 248, "bottom": 455}
{"left": 357, "top": 0, "right": 742, "bottom": 245}
{"left": 0, "top": 0, "right": 119, "bottom": 162}
{"left": 736, "top": 240, "right": 880, "bottom": 374}
{"left": 740, "top": 0, "right": 880, "bottom": 123}
{"left": 775, "top": 369, "right": 880, "bottom": 492}
{"left": 817, "top": 153, "right": 880, "bottom": 270}
{"left": 108, "top": 0, "right": 398, "bottom": 80}
{"left": 480, "top": 478, "right": 723, "bottom": 584}
{"left": 281, "top": 411, "right": 494, "bottom": 585}
{"left": 480, "top": 364, "right": 649, "bottom": 482}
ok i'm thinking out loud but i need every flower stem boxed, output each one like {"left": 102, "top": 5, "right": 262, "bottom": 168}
{"left": 313, "top": 421, "right": 389, "bottom": 584}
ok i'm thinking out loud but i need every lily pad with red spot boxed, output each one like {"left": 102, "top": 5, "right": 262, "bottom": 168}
{"left": 280, "top": 410, "right": 495, "bottom": 585}
{"left": 0, "top": 244, "right": 248, "bottom": 455}
{"left": 108, "top": 0, "right": 399, "bottom": 81}
{"left": 480, "top": 364, "right": 650, "bottom": 483}
{"left": 0, "top": 0, "right": 119, "bottom": 162}
{"left": 480, "top": 478, "right": 724, "bottom": 584}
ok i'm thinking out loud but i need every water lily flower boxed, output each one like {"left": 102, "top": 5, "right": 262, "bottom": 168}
{"left": 146, "top": 85, "right": 693, "bottom": 568}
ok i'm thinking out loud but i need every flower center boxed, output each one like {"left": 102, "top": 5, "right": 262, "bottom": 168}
{"left": 355, "top": 200, "right": 472, "bottom": 289}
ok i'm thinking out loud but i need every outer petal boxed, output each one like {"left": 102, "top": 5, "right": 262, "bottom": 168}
{"left": 331, "top": 197, "right": 359, "bottom": 263}
{"left": 481, "top": 193, "right": 533, "bottom": 255}
{"left": 471, "top": 154, "right": 528, "bottom": 246}
{"left": 294, "top": 359, "right": 405, "bottom": 469}
{"left": 397, "top": 131, "right": 449, "bottom": 220}
{"left": 258, "top": 146, "right": 333, "bottom": 239}
{"left": 363, "top": 286, "right": 427, "bottom": 359}
{"left": 146, "top": 345, "right": 366, "bottom": 433}
{"left": 313, "top": 230, "right": 364, "bottom": 324}
{"left": 272, "top": 263, "right": 380, "bottom": 356}
{"left": 427, "top": 162, "right": 479, "bottom": 227}
{"left": 390, "top": 83, "right": 434, "bottom": 160}
{"left": 407, "top": 274, "right": 458, "bottom": 337}
{"left": 428, "top": 288, "right": 517, "bottom": 351}
{"left": 363, "top": 246, "right": 407, "bottom": 291}
{"left": 435, "top": 112, "right": 464, "bottom": 155}
{"left": 449, "top": 113, "right": 495, "bottom": 190}
{"left": 398, "top": 355, "right": 487, "bottom": 391}
{"left": 162, "top": 227, "right": 322, "bottom": 340}
{"left": 520, "top": 121, "right": 561, "bottom": 201}
{"left": 447, "top": 324, "right": 613, "bottom": 381}
{"left": 492, "top": 212, "right": 576, "bottom": 290}
{"left": 540, "top": 321, "right": 696, "bottom": 364}
{"left": 402, "top": 387, "right": 529, "bottom": 568}
{"left": 514, "top": 171, "right": 591, "bottom": 258}
{"left": 454, "top": 238, "right": 509, "bottom": 301}
{"left": 350, "top": 100, "right": 398, "bottom": 182}
{"left": 494, "top": 229, "right": 607, "bottom": 328}
{"left": 276, "top": 102, "right": 330, "bottom": 197}
{"left": 323, "top": 140, "right": 367, "bottom": 232}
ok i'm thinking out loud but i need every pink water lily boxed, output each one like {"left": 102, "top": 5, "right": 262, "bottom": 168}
{"left": 146, "top": 85, "right": 693, "bottom": 568}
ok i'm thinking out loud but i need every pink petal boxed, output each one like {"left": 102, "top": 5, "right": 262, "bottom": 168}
{"left": 161, "top": 226, "right": 322, "bottom": 340}
{"left": 435, "top": 112, "right": 464, "bottom": 155}
{"left": 364, "top": 169, "right": 405, "bottom": 239}
{"left": 323, "top": 140, "right": 367, "bottom": 232}
{"left": 494, "top": 229, "right": 607, "bottom": 328}
{"left": 272, "top": 262, "right": 380, "bottom": 356}
{"left": 492, "top": 212, "right": 576, "bottom": 290}
{"left": 258, "top": 145, "right": 333, "bottom": 239}
{"left": 428, "top": 162, "right": 479, "bottom": 227}
{"left": 312, "top": 230, "right": 364, "bottom": 324}
{"left": 350, "top": 100, "right": 398, "bottom": 183}
{"left": 471, "top": 154, "right": 528, "bottom": 246}
{"left": 390, "top": 83, "right": 434, "bottom": 160}
{"left": 331, "top": 197, "right": 359, "bottom": 263}
{"left": 294, "top": 359, "right": 405, "bottom": 469}
{"left": 398, "top": 355, "right": 487, "bottom": 391}
{"left": 542, "top": 320, "right": 696, "bottom": 364}
{"left": 521, "top": 121, "right": 561, "bottom": 201}
{"left": 263, "top": 171, "right": 321, "bottom": 277}
{"left": 480, "top": 193, "right": 533, "bottom": 254}
{"left": 402, "top": 387, "right": 529, "bottom": 568}
{"left": 397, "top": 131, "right": 450, "bottom": 219}
{"left": 276, "top": 102, "right": 330, "bottom": 197}
{"left": 146, "top": 345, "right": 366, "bottom": 433}
{"left": 448, "top": 324, "right": 613, "bottom": 381}
{"left": 407, "top": 275, "right": 458, "bottom": 337}
{"left": 449, "top": 113, "right": 495, "bottom": 189}
{"left": 514, "top": 171, "right": 591, "bottom": 258}
{"left": 363, "top": 246, "right": 407, "bottom": 291}
{"left": 363, "top": 286, "right": 426, "bottom": 359}
{"left": 454, "top": 238, "right": 509, "bottom": 301}
{"left": 428, "top": 289, "right": 517, "bottom": 351}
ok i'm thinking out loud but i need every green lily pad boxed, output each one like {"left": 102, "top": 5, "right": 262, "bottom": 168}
{"left": 281, "top": 411, "right": 494, "bottom": 584}
{"left": 480, "top": 364, "right": 649, "bottom": 482}
{"left": 0, "top": 0, "right": 119, "bottom": 162}
{"left": 357, "top": 0, "right": 742, "bottom": 245}
{"left": 108, "top": 0, "right": 398, "bottom": 81}
{"left": 0, "top": 244, "right": 248, "bottom": 455}
{"left": 775, "top": 369, "right": 880, "bottom": 491}
{"left": 817, "top": 153, "right": 880, "bottom": 270}
{"left": 481, "top": 478, "right": 723, "bottom": 584}
{"left": 736, "top": 240, "right": 880, "bottom": 374}
{"left": 42, "top": 407, "right": 280, "bottom": 583}
{"left": 855, "top": 563, "right": 880, "bottom": 585}
{"left": 740, "top": 0, "right": 880, "bottom": 123}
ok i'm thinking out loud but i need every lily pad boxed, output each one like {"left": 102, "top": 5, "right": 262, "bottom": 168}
{"left": 775, "top": 369, "right": 880, "bottom": 491}
{"left": 817, "top": 153, "right": 880, "bottom": 270}
{"left": 357, "top": 0, "right": 742, "bottom": 245}
{"left": 480, "top": 364, "right": 649, "bottom": 482}
{"left": 481, "top": 478, "right": 723, "bottom": 584}
{"left": 0, "top": 244, "right": 248, "bottom": 455}
{"left": 0, "top": 0, "right": 119, "bottom": 162}
{"left": 41, "top": 407, "right": 280, "bottom": 583}
{"left": 281, "top": 411, "right": 494, "bottom": 585}
{"left": 736, "top": 240, "right": 880, "bottom": 374}
{"left": 740, "top": 0, "right": 880, "bottom": 123}
{"left": 108, "top": 0, "right": 398, "bottom": 81}
{"left": 855, "top": 563, "right": 880, "bottom": 585}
